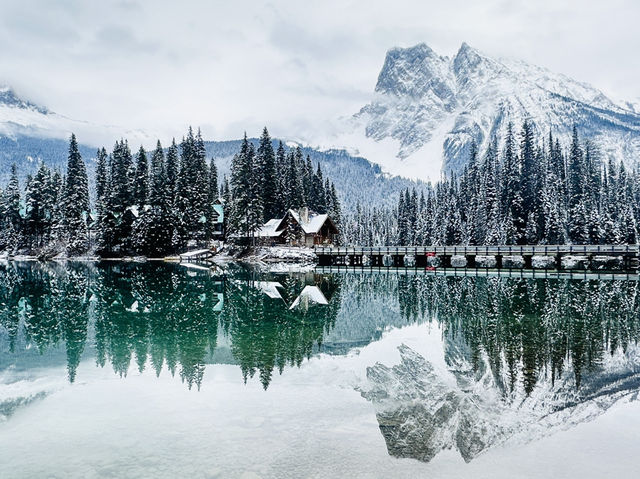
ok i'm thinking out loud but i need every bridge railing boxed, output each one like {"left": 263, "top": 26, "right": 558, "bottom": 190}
{"left": 314, "top": 244, "right": 639, "bottom": 255}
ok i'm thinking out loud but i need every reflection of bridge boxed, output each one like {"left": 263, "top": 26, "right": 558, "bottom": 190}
{"left": 315, "top": 245, "right": 640, "bottom": 271}
{"left": 315, "top": 266, "right": 639, "bottom": 281}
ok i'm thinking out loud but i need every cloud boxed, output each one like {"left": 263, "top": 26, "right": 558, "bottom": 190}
{"left": 0, "top": 0, "right": 638, "bottom": 146}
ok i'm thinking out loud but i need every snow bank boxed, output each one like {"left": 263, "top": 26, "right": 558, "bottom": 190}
{"left": 561, "top": 255, "right": 589, "bottom": 270}
{"left": 451, "top": 255, "right": 467, "bottom": 267}
{"left": 246, "top": 246, "right": 317, "bottom": 264}
{"left": 475, "top": 255, "right": 497, "bottom": 268}
{"left": 502, "top": 255, "right": 525, "bottom": 269}
{"left": 532, "top": 256, "right": 556, "bottom": 269}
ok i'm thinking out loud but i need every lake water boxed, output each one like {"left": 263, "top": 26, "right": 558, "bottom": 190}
{"left": 1, "top": 261, "right": 640, "bottom": 478}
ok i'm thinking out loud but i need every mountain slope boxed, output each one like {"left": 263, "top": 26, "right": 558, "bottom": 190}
{"left": 206, "top": 139, "right": 424, "bottom": 211}
{"left": 0, "top": 86, "right": 151, "bottom": 154}
{"left": 0, "top": 88, "right": 422, "bottom": 209}
{"left": 354, "top": 42, "right": 640, "bottom": 180}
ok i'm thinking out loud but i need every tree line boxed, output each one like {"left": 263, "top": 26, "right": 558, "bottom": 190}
{"left": 394, "top": 274, "right": 640, "bottom": 393}
{"left": 0, "top": 261, "right": 341, "bottom": 390}
{"left": 344, "top": 123, "right": 640, "bottom": 246}
{"left": 225, "top": 129, "right": 342, "bottom": 241}
{"left": 0, "top": 126, "right": 343, "bottom": 257}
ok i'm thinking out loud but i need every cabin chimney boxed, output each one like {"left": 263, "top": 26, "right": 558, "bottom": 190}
{"left": 299, "top": 207, "right": 309, "bottom": 223}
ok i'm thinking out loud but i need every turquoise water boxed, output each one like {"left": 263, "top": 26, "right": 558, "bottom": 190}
{"left": 1, "top": 261, "right": 640, "bottom": 478}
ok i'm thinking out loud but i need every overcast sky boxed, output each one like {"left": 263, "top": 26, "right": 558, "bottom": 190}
{"left": 1, "top": 0, "right": 639, "bottom": 144}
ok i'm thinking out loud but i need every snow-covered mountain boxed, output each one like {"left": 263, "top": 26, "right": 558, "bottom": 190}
{"left": 352, "top": 42, "right": 640, "bottom": 181}
{"left": 0, "top": 87, "right": 421, "bottom": 208}
{"left": 0, "top": 86, "right": 151, "bottom": 147}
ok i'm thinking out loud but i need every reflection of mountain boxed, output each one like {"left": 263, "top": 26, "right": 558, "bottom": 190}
{"left": 364, "top": 342, "right": 640, "bottom": 464}
{"left": 361, "top": 275, "right": 640, "bottom": 464}
{"left": 0, "top": 262, "right": 341, "bottom": 390}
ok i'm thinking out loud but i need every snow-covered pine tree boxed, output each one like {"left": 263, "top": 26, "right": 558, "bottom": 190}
{"left": 286, "top": 150, "right": 305, "bottom": 210}
{"left": 24, "top": 162, "right": 53, "bottom": 249}
{"left": 310, "top": 164, "right": 327, "bottom": 214}
{"left": 100, "top": 139, "right": 134, "bottom": 254}
{"left": 133, "top": 141, "right": 173, "bottom": 255}
{"left": 133, "top": 146, "right": 149, "bottom": 208}
{"left": 209, "top": 157, "right": 218, "bottom": 202}
{"left": 93, "top": 148, "right": 109, "bottom": 251}
{"left": 228, "top": 134, "right": 263, "bottom": 242}
{"left": 174, "top": 128, "right": 211, "bottom": 248}
{"left": 0, "top": 165, "right": 21, "bottom": 252}
{"left": 62, "top": 134, "right": 90, "bottom": 254}
{"left": 257, "top": 127, "right": 278, "bottom": 221}
{"left": 567, "top": 127, "right": 589, "bottom": 244}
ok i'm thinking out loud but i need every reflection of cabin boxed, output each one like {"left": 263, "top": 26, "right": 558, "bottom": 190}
{"left": 256, "top": 208, "right": 339, "bottom": 246}
{"left": 254, "top": 281, "right": 329, "bottom": 310}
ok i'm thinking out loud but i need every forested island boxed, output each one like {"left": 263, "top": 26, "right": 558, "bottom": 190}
{"left": 0, "top": 121, "right": 639, "bottom": 259}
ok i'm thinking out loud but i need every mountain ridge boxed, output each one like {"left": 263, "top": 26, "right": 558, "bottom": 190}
{"left": 355, "top": 42, "right": 640, "bottom": 180}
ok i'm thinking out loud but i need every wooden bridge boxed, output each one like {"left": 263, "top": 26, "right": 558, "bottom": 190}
{"left": 314, "top": 245, "right": 640, "bottom": 271}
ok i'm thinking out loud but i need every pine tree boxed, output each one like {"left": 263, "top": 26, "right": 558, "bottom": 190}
{"left": 310, "top": 164, "right": 327, "bottom": 213}
{"left": 209, "top": 157, "right": 218, "bottom": 202}
{"left": 228, "top": 134, "right": 263, "bottom": 242}
{"left": 133, "top": 146, "right": 149, "bottom": 208}
{"left": 166, "top": 138, "right": 179, "bottom": 199}
{"left": 2, "top": 165, "right": 21, "bottom": 251}
{"left": 286, "top": 151, "right": 305, "bottom": 210}
{"left": 24, "top": 162, "right": 54, "bottom": 249}
{"left": 257, "top": 127, "right": 278, "bottom": 221}
{"left": 173, "top": 128, "right": 211, "bottom": 247}
{"left": 63, "top": 134, "right": 90, "bottom": 254}
{"left": 275, "top": 141, "right": 287, "bottom": 216}
{"left": 133, "top": 141, "right": 173, "bottom": 255}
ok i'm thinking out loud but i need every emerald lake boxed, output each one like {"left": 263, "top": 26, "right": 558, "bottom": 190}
{"left": 1, "top": 261, "right": 640, "bottom": 478}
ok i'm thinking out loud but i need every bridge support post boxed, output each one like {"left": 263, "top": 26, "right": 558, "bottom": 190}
{"left": 466, "top": 255, "right": 476, "bottom": 268}
{"left": 392, "top": 255, "right": 404, "bottom": 267}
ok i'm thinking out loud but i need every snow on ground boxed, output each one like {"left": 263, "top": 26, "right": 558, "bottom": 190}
{"left": 221, "top": 246, "right": 317, "bottom": 264}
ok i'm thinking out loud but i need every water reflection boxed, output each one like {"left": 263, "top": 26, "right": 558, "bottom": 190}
{"left": 2, "top": 263, "right": 640, "bottom": 462}
{"left": 363, "top": 274, "right": 640, "bottom": 463}
{"left": 0, "top": 262, "right": 341, "bottom": 390}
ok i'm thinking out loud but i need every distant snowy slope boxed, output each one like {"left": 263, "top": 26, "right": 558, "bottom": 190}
{"left": 204, "top": 139, "right": 425, "bottom": 211}
{"left": 0, "top": 86, "right": 151, "bottom": 150}
{"left": 346, "top": 42, "right": 640, "bottom": 181}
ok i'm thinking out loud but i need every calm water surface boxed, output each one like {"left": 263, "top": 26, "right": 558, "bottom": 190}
{"left": 1, "top": 261, "right": 640, "bottom": 478}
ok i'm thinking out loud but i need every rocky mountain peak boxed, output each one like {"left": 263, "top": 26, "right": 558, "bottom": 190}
{"left": 375, "top": 43, "right": 452, "bottom": 98}
{"left": 356, "top": 42, "right": 640, "bottom": 181}
{"left": 0, "top": 87, "right": 49, "bottom": 114}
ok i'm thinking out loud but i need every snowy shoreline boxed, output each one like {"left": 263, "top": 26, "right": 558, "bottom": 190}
{"left": 0, "top": 246, "right": 319, "bottom": 267}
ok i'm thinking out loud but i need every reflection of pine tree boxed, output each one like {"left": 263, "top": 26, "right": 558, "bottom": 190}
{"left": 57, "top": 264, "right": 91, "bottom": 382}
{"left": 7, "top": 263, "right": 640, "bottom": 395}
{"left": 393, "top": 274, "right": 640, "bottom": 395}
{"left": 220, "top": 272, "right": 341, "bottom": 389}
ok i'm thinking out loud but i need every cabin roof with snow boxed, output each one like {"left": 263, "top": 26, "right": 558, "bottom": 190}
{"left": 256, "top": 218, "right": 286, "bottom": 238}
{"left": 286, "top": 210, "right": 332, "bottom": 234}
{"left": 232, "top": 208, "right": 338, "bottom": 244}
{"left": 254, "top": 209, "right": 336, "bottom": 237}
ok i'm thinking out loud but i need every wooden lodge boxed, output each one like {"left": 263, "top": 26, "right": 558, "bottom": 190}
{"left": 255, "top": 207, "right": 339, "bottom": 246}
